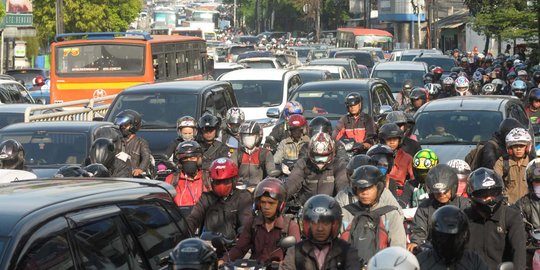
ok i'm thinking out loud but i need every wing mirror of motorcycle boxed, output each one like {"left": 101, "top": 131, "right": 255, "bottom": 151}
{"left": 268, "top": 169, "right": 282, "bottom": 177}
{"left": 497, "top": 262, "right": 513, "bottom": 270}
{"left": 379, "top": 105, "right": 393, "bottom": 115}
{"left": 278, "top": 236, "right": 296, "bottom": 250}
{"left": 266, "top": 108, "right": 280, "bottom": 118}
{"left": 211, "top": 236, "right": 227, "bottom": 251}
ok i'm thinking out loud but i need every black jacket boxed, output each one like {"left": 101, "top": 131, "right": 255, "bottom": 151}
{"left": 417, "top": 249, "right": 489, "bottom": 270}
{"left": 401, "top": 137, "right": 422, "bottom": 159}
{"left": 464, "top": 204, "right": 526, "bottom": 270}
{"left": 479, "top": 136, "right": 505, "bottom": 169}
{"left": 186, "top": 189, "right": 253, "bottom": 240}
{"left": 165, "top": 137, "right": 185, "bottom": 161}
{"left": 125, "top": 136, "right": 152, "bottom": 172}
{"left": 513, "top": 193, "right": 540, "bottom": 231}
{"left": 197, "top": 139, "right": 230, "bottom": 170}
{"left": 280, "top": 238, "right": 361, "bottom": 270}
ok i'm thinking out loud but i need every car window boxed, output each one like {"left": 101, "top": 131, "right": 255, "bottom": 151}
{"left": 291, "top": 89, "right": 370, "bottom": 119}
{"left": 120, "top": 202, "right": 186, "bottom": 269}
{"left": 371, "top": 86, "right": 382, "bottom": 114}
{"left": 228, "top": 80, "right": 283, "bottom": 107}
{"left": 17, "top": 234, "right": 75, "bottom": 270}
{"left": 375, "top": 84, "right": 390, "bottom": 106}
{"left": 372, "top": 69, "right": 426, "bottom": 93}
{"left": 508, "top": 105, "right": 529, "bottom": 127}
{"left": 288, "top": 75, "right": 302, "bottom": 93}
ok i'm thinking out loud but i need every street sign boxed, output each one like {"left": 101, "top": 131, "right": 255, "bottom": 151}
{"left": 1, "top": 0, "right": 33, "bottom": 27}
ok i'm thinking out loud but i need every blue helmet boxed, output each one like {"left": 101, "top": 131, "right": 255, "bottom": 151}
{"left": 472, "top": 71, "right": 483, "bottom": 82}
{"left": 283, "top": 101, "right": 303, "bottom": 118}
{"left": 511, "top": 79, "right": 527, "bottom": 91}
{"left": 529, "top": 88, "right": 540, "bottom": 103}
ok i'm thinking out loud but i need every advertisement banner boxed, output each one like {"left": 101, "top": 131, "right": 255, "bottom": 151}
{"left": 1, "top": 0, "right": 33, "bottom": 27}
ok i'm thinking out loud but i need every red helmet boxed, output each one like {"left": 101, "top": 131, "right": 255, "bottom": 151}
{"left": 209, "top": 157, "right": 238, "bottom": 197}
{"left": 287, "top": 114, "right": 307, "bottom": 128}
{"left": 254, "top": 177, "right": 287, "bottom": 215}
{"left": 432, "top": 66, "right": 444, "bottom": 75}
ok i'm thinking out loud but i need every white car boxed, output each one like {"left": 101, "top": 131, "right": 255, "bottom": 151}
{"left": 218, "top": 69, "right": 302, "bottom": 141}
{"left": 370, "top": 61, "right": 429, "bottom": 96}
{"left": 297, "top": 65, "right": 350, "bottom": 80}
{"left": 0, "top": 169, "right": 37, "bottom": 183}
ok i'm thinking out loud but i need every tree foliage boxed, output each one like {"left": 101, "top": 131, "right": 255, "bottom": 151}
{"left": 0, "top": 2, "right": 6, "bottom": 19}
{"left": 33, "top": 0, "right": 141, "bottom": 49}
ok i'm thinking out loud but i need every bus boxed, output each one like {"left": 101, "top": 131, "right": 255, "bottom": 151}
{"left": 50, "top": 32, "right": 207, "bottom": 103}
{"left": 336, "top": 28, "right": 393, "bottom": 52}
{"left": 154, "top": 9, "right": 176, "bottom": 29}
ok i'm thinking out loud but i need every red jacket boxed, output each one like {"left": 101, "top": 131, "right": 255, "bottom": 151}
{"left": 387, "top": 148, "right": 413, "bottom": 188}
{"left": 165, "top": 170, "right": 210, "bottom": 207}
{"left": 333, "top": 113, "right": 376, "bottom": 144}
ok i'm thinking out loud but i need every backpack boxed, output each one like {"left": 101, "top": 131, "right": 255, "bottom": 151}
{"left": 464, "top": 140, "right": 499, "bottom": 170}
{"left": 343, "top": 204, "right": 398, "bottom": 263}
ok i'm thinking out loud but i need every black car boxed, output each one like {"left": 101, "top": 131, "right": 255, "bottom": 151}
{"left": 0, "top": 178, "right": 189, "bottom": 269}
{"left": 5, "top": 68, "right": 49, "bottom": 90}
{"left": 297, "top": 69, "right": 333, "bottom": 83}
{"left": 104, "top": 81, "right": 238, "bottom": 156}
{"left": 0, "top": 121, "right": 115, "bottom": 178}
{"left": 334, "top": 50, "right": 378, "bottom": 71}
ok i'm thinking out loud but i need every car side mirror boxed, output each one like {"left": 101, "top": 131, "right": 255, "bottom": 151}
{"left": 266, "top": 108, "right": 280, "bottom": 118}
{"left": 92, "top": 116, "right": 104, "bottom": 121}
{"left": 379, "top": 105, "right": 393, "bottom": 115}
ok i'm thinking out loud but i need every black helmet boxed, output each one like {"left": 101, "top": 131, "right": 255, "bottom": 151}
{"left": 525, "top": 158, "right": 540, "bottom": 190}
{"left": 175, "top": 141, "right": 203, "bottom": 161}
{"left": 94, "top": 126, "right": 123, "bottom": 154}
{"left": 378, "top": 123, "right": 404, "bottom": 144}
{"left": 467, "top": 168, "right": 504, "bottom": 215}
{"left": 0, "top": 139, "right": 25, "bottom": 170}
{"left": 308, "top": 116, "right": 332, "bottom": 137}
{"left": 429, "top": 205, "right": 470, "bottom": 265}
{"left": 529, "top": 88, "right": 540, "bottom": 104}
{"left": 114, "top": 109, "right": 142, "bottom": 137}
{"left": 89, "top": 138, "right": 116, "bottom": 168}
{"left": 344, "top": 92, "right": 363, "bottom": 107}
{"left": 409, "top": 88, "right": 427, "bottom": 103}
{"left": 168, "top": 238, "right": 217, "bottom": 270}
{"left": 350, "top": 165, "right": 386, "bottom": 204}
{"left": 498, "top": 118, "right": 523, "bottom": 140}
{"left": 367, "top": 144, "right": 395, "bottom": 175}
{"left": 448, "top": 72, "right": 459, "bottom": 81}
{"left": 301, "top": 194, "right": 342, "bottom": 244}
{"left": 425, "top": 164, "right": 459, "bottom": 198}
{"left": 532, "top": 71, "right": 540, "bottom": 84}
{"left": 346, "top": 154, "right": 374, "bottom": 177}
{"left": 198, "top": 113, "right": 221, "bottom": 130}
{"left": 55, "top": 165, "right": 90, "bottom": 178}
{"left": 385, "top": 111, "right": 409, "bottom": 126}
{"left": 402, "top": 80, "right": 414, "bottom": 96}
{"left": 84, "top": 163, "right": 111, "bottom": 177}
{"left": 423, "top": 73, "right": 434, "bottom": 84}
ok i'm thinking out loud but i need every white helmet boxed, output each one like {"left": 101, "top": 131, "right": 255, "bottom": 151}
{"left": 481, "top": 83, "right": 496, "bottom": 95}
{"left": 446, "top": 159, "right": 471, "bottom": 177}
{"left": 367, "top": 247, "right": 420, "bottom": 270}
{"left": 442, "top": 76, "right": 454, "bottom": 85}
{"left": 505, "top": 127, "right": 531, "bottom": 148}
{"left": 455, "top": 76, "right": 469, "bottom": 94}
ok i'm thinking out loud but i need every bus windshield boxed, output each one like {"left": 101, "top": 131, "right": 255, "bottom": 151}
{"left": 355, "top": 36, "right": 393, "bottom": 51}
{"left": 55, "top": 44, "right": 144, "bottom": 76}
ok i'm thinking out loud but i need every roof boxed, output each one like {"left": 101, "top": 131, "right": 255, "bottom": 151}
{"left": 309, "top": 58, "right": 352, "bottom": 65}
{"left": 298, "top": 66, "right": 345, "bottom": 73}
{"left": 0, "top": 104, "right": 40, "bottom": 113}
{"left": 401, "top": 49, "right": 442, "bottom": 55}
{"left": 337, "top": 28, "right": 393, "bottom": 37}
{"left": 295, "top": 79, "right": 374, "bottom": 92}
{"left": 419, "top": 95, "right": 517, "bottom": 112}
{"left": 414, "top": 54, "right": 454, "bottom": 59}
{"left": 373, "top": 61, "right": 427, "bottom": 71}
{"left": 437, "top": 10, "right": 469, "bottom": 29}
{"left": 0, "top": 179, "right": 173, "bottom": 236}
{"left": 218, "top": 69, "right": 291, "bottom": 81}
{"left": 0, "top": 121, "right": 112, "bottom": 133}
{"left": 121, "top": 81, "right": 230, "bottom": 95}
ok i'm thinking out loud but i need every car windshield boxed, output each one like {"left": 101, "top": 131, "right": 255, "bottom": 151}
{"left": 291, "top": 89, "right": 370, "bottom": 119}
{"left": 0, "top": 113, "right": 24, "bottom": 129}
{"left": 0, "top": 237, "right": 6, "bottom": 261}
{"left": 413, "top": 57, "right": 456, "bottom": 73}
{"left": 335, "top": 52, "right": 374, "bottom": 68}
{"left": 372, "top": 70, "right": 426, "bottom": 92}
{"left": 230, "top": 80, "right": 283, "bottom": 107}
{"left": 107, "top": 93, "right": 198, "bottom": 128}
{"left": 295, "top": 49, "right": 310, "bottom": 58}
{"left": 413, "top": 111, "right": 503, "bottom": 145}
{"left": 242, "top": 62, "right": 276, "bottom": 69}
{"left": 0, "top": 132, "right": 88, "bottom": 165}
{"left": 401, "top": 54, "right": 418, "bottom": 61}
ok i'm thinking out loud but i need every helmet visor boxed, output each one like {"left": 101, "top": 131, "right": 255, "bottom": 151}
{"left": 471, "top": 188, "right": 501, "bottom": 200}
{"left": 312, "top": 155, "right": 330, "bottom": 163}
{"left": 114, "top": 116, "right": 131, "bottom": 127}
{"left": 0, "top": 158, "right": 18, "bottom": 169}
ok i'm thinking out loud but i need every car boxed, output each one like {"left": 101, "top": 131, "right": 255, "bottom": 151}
{"left": 218, "top": 69, "right": 302, "bottom": 140}
{"left": 412, "top": 95, "right": 532, "bottom": 164}
{"left": 357, "top": 47, "right": 386, "bottom": 61}
{"left": 389, "top": 49, "right": 443, "bottom": 61}
{"left": 296, "top": 69, "right": 333, "bottom": 83}
{"left": 288, "top": 46, "right": 312, "bottom": 63}
{"left": 297, "top": 65, "right": 350, "bottom": 80}
{"left": 334, "top": 50, "right": 379, "bottom": 71}
{"left": 283, "top": 79, "right": 397, "bottom": 127}
{"left": 0, "top": 104, "right": 64, "bottom": 129}
{"left": 0, "top": 79, "right": 35, "bottom": 104}
{"left": 235, "top": 51, "right": 273, "bottom": 62}
{"left": 306, "top": 49, "right": 329, "bottom": 62}
{"left": 0, "top": 178, "right": 190, "bottom": 269}
{"left": 308, "top": 58, "right": 361, "bottom": 78}
{"left": 233, "top": 35, "right": 260, "bottom": 45}
{"left": 0, "top": 121, "right": 115, "bottom": 178}
{"left": 104, "top": 81, "right": 238, "bottom": 156}
{"left": 0, "top": 169, "right": 37, "bottom": 183}
{"left": 412, "top": 55, "right": 457, "bottom": 76}
{"left": 237, "top": 57, "right": 284, "bottom": 69}
{"left": 4, "top": 68, "right": 49, "bottom": 90}
{"left": 226, "top": 44, "right": 256, "bottom": 62}
{"left": 370, "top": 61, "right": 429, "bottom": 94}
{"left": 213, "top": 62, "right": 245, "bottom": 79}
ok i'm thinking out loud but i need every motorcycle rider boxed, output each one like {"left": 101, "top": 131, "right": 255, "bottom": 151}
{"left": 221, "top": 107, "right": 245, "bottom": 160}
{"left": 432, "top": 66, "right": 444, "bottom": 85}
{"left": 186, "top": 157, "right": 253, "bottom": 240}
{"left": 333, "top": 92, "right": 376, "bottom": 153}
{"left": 416, "top": 205, "right": 489, "bottom": 269}
{"left": 87, "top": 137, "right": 132, "bottom": 177}
{"left": 512, "top": 79, "right": 528, "bottom": 103}
{"left": 401, "top": 149, "right": 439, "bottom": 208}
{"left": 196, "top": 113, "right": 230, "bottom": 170}
{"left": 165, "top": 116, "right": 198, "bottom": 161}
{"left": 455, "top": 76, "right": 473, "bottom": 96}
{"left": 532, "top": 71, "right": 540, "bottom": 88}
{"left": 237, "top": 121, "right": 275, "bottom": 187}
{"left": 273, "top": 114, "right": 309, "bottom": 175}
{"left": 405, "top": 88, "right": 428, "bottom": 115}
{"left": 366, "top": 144, "right": 399, "bottom": 197}
{"left": 265, "top": 101, "right": 304, "bottom": 152}
{"left": 280, "top": 194, "right": 361, "bottom": 270}
{"left": 378, "top": 123, "right": 413, "bottom": 195}
{"left": 219, "top": 178, "right": 301, "bottom": 266}
{"left": 526, "top": 88, "right": 540, "bottom": 123}
{"left": 384, "top": 111, "right": 421, "bottom": 158}
{"left": 168, "top": 238, "right": 217, "bottom": 270}
{"left": 479, "top": 118, "right": 525, "bottom": 169}
{"left": 114, "top": 109, "right": 152, "bottom": 177}
{"left": 91, "top": 125, "right": 132, "bottom": 177}
{"left": 439, "top": 77, "right": 457, "bottom": 98}
{"left": 464, "top": 168, "right": 526, "bottom": 270}
{"left": 396, "top": 80, "right": 414, "bottom": 109}
{"left": 0, "top": 139, "right": 31, "bottom": 171}
{"left": 447, "top": 159, "right": 472, "bottom": 197}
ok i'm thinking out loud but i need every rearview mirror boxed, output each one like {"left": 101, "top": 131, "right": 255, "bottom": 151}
{"left": 279, "top": 236, "right": 296, "bottom": 249}
{"left": 266, "top": 108, "right": 280, "bottom": 118}
{"left": 379, "top": 105, "right": 393, "bottom": 115}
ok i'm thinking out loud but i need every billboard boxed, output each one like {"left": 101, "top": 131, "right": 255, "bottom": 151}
{"left": 378, "top": 0, "right": 426, "bottom": 22}
{"left": 1, "top": 0, "right": 33, "bottom": 27}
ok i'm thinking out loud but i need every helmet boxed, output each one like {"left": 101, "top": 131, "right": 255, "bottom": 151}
{"left": 209, "top": 158, "right": 238, "bottom": 197}
{"left": 448, "top": 72, "right": 459, "bottom": 81}
{"left": 176, "top": 116, "right": 198, "bottom": 140}
{"left": 423, "top": 73, "right": 434, "bottom": 84}
{"left": 425, "top": 164, "right": 459, "bottom": 197}
{"left": 442, "top": 77, "right": 455, "bottom": 92}
{"left": 505, "top": 127, "right": 531, "bottom": 154}
{"left": 84, "top": 163, "right": 111, "bottom": 177}
{"left": 481, "top": 83, "right": 496, "bottom": 95}
{"left": 432, "top": 66, "right": 444, "bottom": 78}
{"left": 511, "top": 79, "right": 527, "bottom": 95}
{"left": 472, "top": 71, "right": 483, "bottom": 82}
{"left": 529, "top": 88, "right": 540, "bottom": 103}
{"left": 429, "top": 205, "right": 470, "bottom": 265}
{"left": 168, "top": 238, "right": 217, "bottom": 270}
{"left": 532, "top": 71, "right": 540, "bottom": 85}
{"left": 454, "top": 76, "right": 469, "bottom": 94}
{"left": 283, "top": 101, "right": 304, "bottom": 118}
{"left": 467, "top": 168, "right": 504, "bottom": 215}
{"left": 492, "top": 68, "right": 503, "bottom": 79}
{"left": 239, "top": 121, "right": 263, "bottom": 149}
{"left": 367, "top": 144, "right": 395, "bottom": 175}
{"left": 225, "top": 108, "right": 245, "bottom": 136}
{"left": 526, "top": 158, "right": 540, "bottom": 189}
{"left": 89, "top": 138, "right": 116, "bottom": 168}
{"left": 94, "top": 126, "right": 123, "bottom": 154}
{"left": 385, "top": 111, "right": 408, "bottom": 125}
{"left": 367, "top": 247, "right": 420, "bottom": 270}
{"left": 378, "top": 123, "right": 404, "bottom": 144}
{"left": 198, "top": 113, "right": 221, "bottom": 130}
{"left": 350, "top": 165, "right": 386, "bottom": 203}
{"left": 308, "top": 132, "right": 335, "bottom": 170}
{"left": 402, "top": 80, "right": 414, "bottom": 96}
{"left": 55, "top": 165, "right": 90, "bottom": 177}
{"left": 425, "top": 83, "right": 439, "bottom": 96}
{"left": 498, "top": 118, "right": 523, "bottom": 139}
{"left": 287, "top": 114, "right": 307, "bottom": 132}
{"left": 346, "top": 154, "right": 374, "bottom": 177}
{"left": 344, "top": 92, "right": 363, "bottom": 107}
{"left": 409, "top": 87, "right": 428, "bottom": 103}
{"left": 114, "top": 109, "right": 142, "bottom": 136}
{"left": 176, "top": 141, "right": 203, "bottom": 161}
{"left": 301, "top": 194, "right": 342, "bottom": 244}
{"left": 308, "top": 116, "right": 332, "bottom": 137}
{"left": 446, "top": 159, "right": 471, "bottom": 178}
{"left": 254, "top": 177, "right": 287, "bottom": 215}
{"left": 0, "top": 139, "right": 25, "bottom": 170}
{"left": 491, "top": 79, "right": 505, "bottom": 93}
{"left": 413, "top": 149, "right": 439, "bottom": 183}
{"left": 507, "top": 71, "right": 517, "bottom": 81}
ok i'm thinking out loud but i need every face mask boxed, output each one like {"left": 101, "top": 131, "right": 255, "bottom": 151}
{"left": 180, "top": 133, "right": 194, "bottom": 141}
{"left": 242, "top": 135, "right": 257, "bottom": 149}
{"left": 377, "top": 166, "right": 388, "bottom": 175}
{"left": 534, "top": 185, "right": 540, "bottom": 198}
{"left": 213, "top": 183, "right": 233, "bottom": 197}
{"left": 181, "top": 160, "right": 199, "bottom": 177}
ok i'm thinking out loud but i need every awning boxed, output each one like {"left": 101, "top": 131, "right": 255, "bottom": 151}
{"left": 439, "top": 22, "right": 465, "bottom": 29}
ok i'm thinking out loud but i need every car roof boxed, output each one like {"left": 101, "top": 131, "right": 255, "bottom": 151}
{"left": 0, "top": 79, "right": 23, "bottom": 86}
{"left": 0, "top": 179, "right": 174, "bottom": 236}
{"left": 334, "top": 50, "right": 371, "bottom": 55}
{"left": 238, "top": 57, "right": 278, "bottom": 62}
{"left": 121, "top": 80, "right": 231, "bottom": 95}
{"left": 414, "top": 54, "right": 454, "bottom": 59}
{"left": 298, "top": 65, "right": 345, "bottom": 72}
{"left": 401, "top": 49, "right": 443, "bottom": 55}
{"left": 418, "top": 95, "right": 518, "bottom": 112}
{"left": 373, "top": 61, "right": 427, "bottom": 71}
{"left": 219, "top": 68, "right": 291, "bottom": 80}
{"left": 0, "top": 104, "right": 40, "bottom": 113}
{"left": 214, "top": 63, "right": 245, "bottom": 69}
{"left": 6, "top": 68, "right": 48, "bottom": 72}
{"left": 0, "top": 121, "right": 113, "bottom": 132}
{"left": 295, "top": 79, "right": 375, "bottom": 91}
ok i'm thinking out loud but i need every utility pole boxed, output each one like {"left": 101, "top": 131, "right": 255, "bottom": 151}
{"left": 56, "top": 0, "right": 64, "bottom": 35}
{"left": 233, "top": 0, "right": 237, "bottom": 28}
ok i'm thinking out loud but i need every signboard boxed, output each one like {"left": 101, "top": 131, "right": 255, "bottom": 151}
{"left": 14, "top": 42, "right": 25, "bottom": 57}
{"left": 378, "top": 0, "right": 426, "bottom": 22}
{"left": 1, "top": 0, "right": 33, "bottom": 27}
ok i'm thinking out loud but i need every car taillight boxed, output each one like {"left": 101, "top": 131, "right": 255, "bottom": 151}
{"left": 34, "top": 75, "right": 45, "bottom": 86}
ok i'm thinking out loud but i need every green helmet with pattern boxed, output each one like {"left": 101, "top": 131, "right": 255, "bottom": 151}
{"left": 413, "top": 149, "right": 439, "bottom": 183}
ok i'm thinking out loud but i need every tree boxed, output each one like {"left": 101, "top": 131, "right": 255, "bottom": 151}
{"left": 33, "top": 0, "right": 141, "bottom": 49}
{"left": 0, "top": 2, "right": 6, "bottom": 20}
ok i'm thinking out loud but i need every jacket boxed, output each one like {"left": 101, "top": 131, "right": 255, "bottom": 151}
{"left": 220, "top": 131, "right": 240, "bottom": 160}
{"left": 266, "top": 120, "right": 288, "bottom": 152}
{"left": 224, "top": 214, "right": 301, "bottom": 263}
{"left": 238, "top": 147, "right": 275, "bottom": 186}
{"left": 513, "top": 193, "right": 540, "bottom": 231}
{"left": 274, "top": 136, "right": 310, "bottom": 164}
{"left": 410, "top": 196, "right": 470, "bottom": 245}
{"left": 417, "top": 249, "right": 489, "bottom": 270}
{"left": 333, "top": 113, "right": 376, "bottom": 144}
{"left": 125, "top": 136, "right": 152, "bottom": 172}
{"left": 186, "top": 189, "right": 253, "bottom": 240}
{"left": 280, "top": 238, "right": 361, "bottom": 270}
{"left": 165, "top": 137, "right": 185, "bottom": 161}
{"left": 480, "top": 136, "right": 505, "bottom": 169}
{"left": 494, "top": 155, "right": 529, "bottom": 204}
{"left": 400, "top": 179, "right": 429, "bottom": 208}
{"left": 387, "top": 148, "right": 413, "bottom": 188}
{"left": 286, "top": 158, "right": 349, "bottom": 206}
{"left": 464, "top": 204, "right": 526, "bottom": 270}
{"left": 165, "top": 170, "right": 211, "bottom": 207}
{"left": 110, "top": 158, "right": 133, "bottom": 178}
{"left": 401, "top": 136, "right": 422, "bottom": 159}
{"left": 335, "top": 188, "right": 407, "bottom": 249}
{"left": 198, "top": 139, "right": 230, "bottom": 170}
